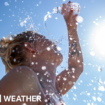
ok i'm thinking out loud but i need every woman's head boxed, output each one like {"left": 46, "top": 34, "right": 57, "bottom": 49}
{"left": 0, "top": 31, "right": 63, "bottom": 73}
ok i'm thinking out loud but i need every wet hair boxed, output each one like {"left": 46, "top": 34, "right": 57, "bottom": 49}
{"left": 0, "top": 31, "right": 37, "bottom": 73}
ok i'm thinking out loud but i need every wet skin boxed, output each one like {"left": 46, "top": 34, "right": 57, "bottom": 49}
{"left": 24, "top": 34, "right": 65, "bottom": 104}
{"left": 0, "top": 1, "right": 83, "bottom": 104}
{"left": 0, "top": 34, "right": 65, "bottom": 105}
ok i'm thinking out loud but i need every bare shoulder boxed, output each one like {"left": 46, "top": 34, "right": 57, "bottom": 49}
{"left": 8, "top": 66, "right": 36, "bottom": 76}
{"left": 0, "top": 66, "right": 42, "bottom": 95}
{"left": 0, "top": 66, "right": 43, "bottom": 105}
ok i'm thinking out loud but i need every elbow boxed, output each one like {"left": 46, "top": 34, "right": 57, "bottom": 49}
{"left": 79, "top": 66, "right": 83, "bottom": 74}
{"left": 80, "top": 65, "right": 83, "bottom": 73}
{"left": 75, "top": 64, "right": 83, "bottom": 73}
{"left": 79, "top": 63, "right": 84, "bottom": 73}
{"left": 76, "top": 65, "right": 83, "bottom": 75}
{"left": 79, "top": 66, "right": 83, "bottom": 75}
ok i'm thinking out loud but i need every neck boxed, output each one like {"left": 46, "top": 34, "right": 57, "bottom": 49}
{"left": 28, "top": 59, "right": 57, "bottom": 89}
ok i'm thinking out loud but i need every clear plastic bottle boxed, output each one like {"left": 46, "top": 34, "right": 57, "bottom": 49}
{"left": 53, "top": 2, "right": 80, "bottom": 15}
{"left": 44, "top": 2, "right": 81, "bottom": 35}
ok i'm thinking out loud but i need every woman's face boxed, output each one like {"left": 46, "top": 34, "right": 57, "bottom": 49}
{"left": 33, "top": 34, "right": 63, "bottom": 66}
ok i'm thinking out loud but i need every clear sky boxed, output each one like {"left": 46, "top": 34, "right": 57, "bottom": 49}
{"left": 0, "top": 0, "right": 105, "bottom": 105}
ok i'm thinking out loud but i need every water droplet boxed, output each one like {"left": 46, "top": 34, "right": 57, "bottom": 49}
{"left": 13, "top": 59, "right": 16, "bottom": 62}
{"left": 31, "top": 62, "right": 34, "bottom": 65}
{"left": 42, "top": 66, "right": 46, "bottom": 70}
{"left": 72, "top": 75, "right": 75, "bottom": 78}
{"left": 51, "top": 63, "right": 54, "bottom": 65}
{"left": 25, "top": 44, "right": 27, "bottom": 47}
{"left": 4, "top": 2, "right": 9, "bottom": 6}
{"left": 57, "top": 47, "right": 61, "bottom": 51}
{"left": 9, "top": 37, "right": 13, "bottom": 40}
{"left": 48, "top": 15, "right": 51, "bottom": 18}
{"left": 39, "top": 1, "right": 42, "bottom": 4}
{"left": 37, "top": 73, "right": 39, "bottom": 75}
{"left": 74, "top": 86, "right": 76, "bottom": 89}
{"left": 76, "top": 16, "right": 83, "bottom": 23}
{"left": 35, "top": 62, "right": 38, "bottom": 65}
{"left": 49, "top": 80, "right": 52, "bottom": 82}
{"left": 87, "top": 93, "right": 90, "bottom": 96}
{"left": 77, "top": 60, "right": 80, "bottom": 63}
{"left": 33, "top": 55, "right": 36, "bottom": 57}
{"left": 98, "top": 66, "right": 102, "bottom": 72}
{"left": 70, "top": 38, "right": 73, "bottom": 40}
{"left": 97, "top": 97, "right": 102, "bottom": 102}
{"left": 98, "top": 86, "right": 105, "bottom": 91}
{"left": 47, "top": 47, "right": 50, "bottom": 51}
{"left": 68, "top": 81, "right": 72, "bottom": 85}
{"left": 66, "top": 68, "right": 68, "bottom": 71}
{"left": 44, "top": 99, "right": 48, "bottom": 102}
{"left": 92, "top": 96, "right": 96, "bottom": 101}
{"left": 55, "top": 17, "right": 58, "bottom": 19}
{"left": 22, "top": 103, "right": 27, "bottom": 105}
{"left": 72, "top": 68, "right": 75, "bottom": 73}
{"left": 63, "top": 77, "right": 67, "bottom": 81}
{"left": 12, "top": 50, "right": 15, "bottom": 53}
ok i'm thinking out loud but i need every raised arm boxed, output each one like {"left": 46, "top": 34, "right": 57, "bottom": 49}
{"left": 56, "top": 1, "right": 83, "bottom": 96}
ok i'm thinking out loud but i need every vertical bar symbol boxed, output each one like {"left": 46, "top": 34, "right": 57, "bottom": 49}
{"left": 0, "top": 94, "right": 1, "bottom": 102}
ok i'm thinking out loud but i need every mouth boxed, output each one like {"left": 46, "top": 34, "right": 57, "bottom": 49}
{"left": 54, "top": 47, "right": 61, "bottom": 54}
{"left": 53, "top": 45, "right": 58, "bottom": 52}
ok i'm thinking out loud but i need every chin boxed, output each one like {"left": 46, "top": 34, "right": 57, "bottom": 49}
{"left": 47, "top": 50, "right": 63, "bottom": 66}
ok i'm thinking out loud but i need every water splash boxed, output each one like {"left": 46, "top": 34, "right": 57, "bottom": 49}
{"left": 4, "top": 2, "right": 9, "bottom": 6}
{"left": 44, "top": 3, "right": 81, "bottom": 36}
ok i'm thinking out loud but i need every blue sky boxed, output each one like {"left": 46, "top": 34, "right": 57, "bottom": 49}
{"left": 0, "top": 0, "right": 105, "bottom": 105}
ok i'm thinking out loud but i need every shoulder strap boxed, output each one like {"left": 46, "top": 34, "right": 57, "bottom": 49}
{"left": 39, "top": 81, "right": 51, "bottom": 103}
{"left": 39, "top": 81, "right": 44, "bottom": 88}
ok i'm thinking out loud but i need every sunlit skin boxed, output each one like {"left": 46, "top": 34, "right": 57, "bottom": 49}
{"left": 0, "top": 1, "right": 83, "bottom": 105}
{"left": 25, "top": 34, "right": 63, "bottom": 90}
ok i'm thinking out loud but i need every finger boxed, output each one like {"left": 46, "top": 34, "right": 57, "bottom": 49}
{"left": 74, "top": 14, "right": 78, "bottom": 23}
{"left": 61, "top": 4, "right": 67, "bottom": 9}
{"left": 74, "top": 14, "right": 79, "bottom": 28}
{"left": 68, "top": 1, "right": 72, "bottom": 3}
{"left": 68, "top": 9, "right": 74, "bottom": 23}
{"left": 61, "top": 4, "right": 66, "bottom": 15}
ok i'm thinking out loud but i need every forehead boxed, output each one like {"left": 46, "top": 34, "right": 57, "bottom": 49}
{"left": 34, "top": 33, "right": 46, "bottom": 39}
{"left": 33, "top": 33, "right": 52, "bottom": 43}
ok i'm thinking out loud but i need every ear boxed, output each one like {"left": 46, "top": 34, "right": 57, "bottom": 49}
{"left": 24, "top": 42, "right": 36, "bottom": 52}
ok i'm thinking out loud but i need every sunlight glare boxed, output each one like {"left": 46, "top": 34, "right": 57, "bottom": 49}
{"left": 93, "top": 24, "right": 105, "bottom": 55}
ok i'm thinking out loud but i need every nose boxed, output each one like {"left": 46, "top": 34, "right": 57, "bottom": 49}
{"left": 52, "top": 41, "right": 56, "bottom": 45}
{"left": 52, "top": 43, "right": 57, "bottom": 47}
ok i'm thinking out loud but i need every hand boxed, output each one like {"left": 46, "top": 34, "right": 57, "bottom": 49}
{"left": 61, "top": 1, "right": 80, "bottom": 31}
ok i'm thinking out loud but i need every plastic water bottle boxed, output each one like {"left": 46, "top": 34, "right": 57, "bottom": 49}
{"left": 54, "top": 2, "right": 80, "bottom": 15}
{"left": 44, "top": 2, "right": 82, "bottom": 35}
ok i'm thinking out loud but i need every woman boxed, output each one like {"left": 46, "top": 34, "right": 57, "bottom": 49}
{"left": 0, "top": 1, "right": 83, "bottom": 105}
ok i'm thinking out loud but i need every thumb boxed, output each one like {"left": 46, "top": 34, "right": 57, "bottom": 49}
{"left": 74, "top": 14, "right": 78, "bottom": 23}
